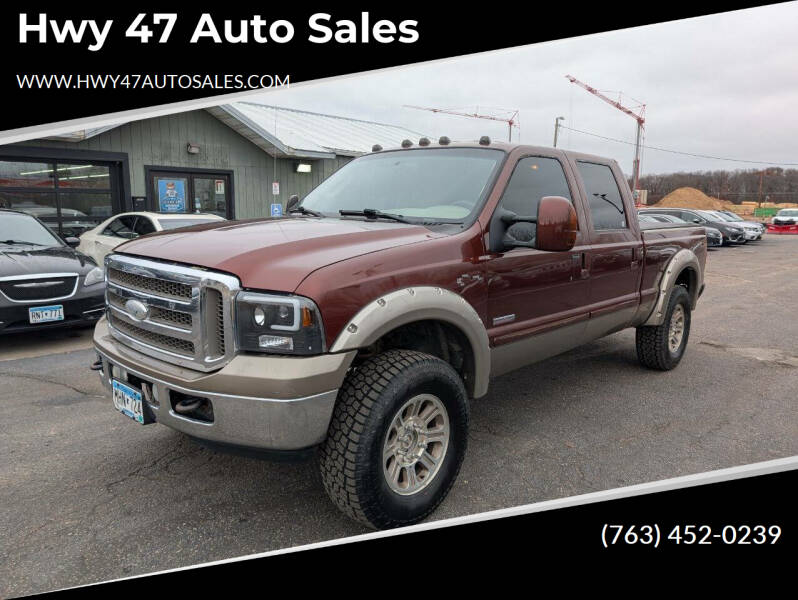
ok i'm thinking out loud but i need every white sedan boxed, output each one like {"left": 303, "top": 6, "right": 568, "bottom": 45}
{"left": 77, "top": 212, "right": 225, "bottom": 265}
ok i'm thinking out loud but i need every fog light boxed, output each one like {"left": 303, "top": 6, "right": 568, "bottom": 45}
{"left": 258, "top": 334, "right": 293, "bottom": 350}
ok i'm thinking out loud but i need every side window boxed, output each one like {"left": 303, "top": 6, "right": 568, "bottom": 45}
{"left": 102, "top": 216, "right": 138, "bottom": 239}
{"left": 133, "top": 217, "right": 156, "bottom": 236}
{"left": 499, "top": 156, "right": 572, "bottom": 217}
{"left": 576, "top": 162, "right": 628, "bottom": 230}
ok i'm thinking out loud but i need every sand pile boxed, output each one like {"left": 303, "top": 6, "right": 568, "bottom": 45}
{"left": 653, "top": 187, "right": 735, "bottom": 210}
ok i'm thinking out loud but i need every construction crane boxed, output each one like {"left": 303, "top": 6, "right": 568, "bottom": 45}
{"left": 404, "top": 105, "right": 520, "bottom": 142}
{"left": 565, "top": 74, "right": 646, "bottom": 195}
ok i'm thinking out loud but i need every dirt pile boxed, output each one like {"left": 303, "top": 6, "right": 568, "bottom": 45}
{"left": 653, "top": 187, "right": 735, "bottom": 210}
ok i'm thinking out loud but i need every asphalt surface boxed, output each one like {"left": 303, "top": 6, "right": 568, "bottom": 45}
{"left": 2, "top": 235, "right": 797, "bottom": 595}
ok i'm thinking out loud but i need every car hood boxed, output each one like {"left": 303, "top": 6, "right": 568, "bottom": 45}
{"left": 116, "top": 217, "right": 445, "bottom": 292}
{"left": 0, "top": 244, "right": 98, "bottom": 278}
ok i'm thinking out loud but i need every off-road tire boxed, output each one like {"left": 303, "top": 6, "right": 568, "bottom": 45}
{"left": 636, "top": 285, "right": 691, "bottom": 370}
{"left": 319, "top": 349, "right": 469, "bottom": 529}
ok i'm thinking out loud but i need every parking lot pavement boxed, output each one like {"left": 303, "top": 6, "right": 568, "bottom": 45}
{"left": 2, "top": 236, "right": 797, "bottom": 595}
{"left": 0, "top": 326, "right": 94, "bottom": 362}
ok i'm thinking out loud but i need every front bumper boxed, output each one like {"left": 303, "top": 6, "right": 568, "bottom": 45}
{"left": 0, "top": 287, "right": 105, "bottom": 334}
{"left": 93, "top": 317, "right": 356, "bottom": 450}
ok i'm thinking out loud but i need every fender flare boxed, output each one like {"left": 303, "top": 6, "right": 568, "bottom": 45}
{"left": 642, "top": 248, "right": 702, "bottom": 327}
{"left": 330, "top": 286, "right": 491, "bottom": 398}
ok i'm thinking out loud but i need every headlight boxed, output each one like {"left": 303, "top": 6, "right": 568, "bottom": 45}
{"left": 235, "top": 292, "right": 325, "bottom": 355}
{"left": 83, "top": 266, "right": 104, "bottom": 287}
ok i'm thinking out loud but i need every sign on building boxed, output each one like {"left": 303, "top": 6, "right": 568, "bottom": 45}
{"left": 271, "top": 203, "right": 283, "bottom": 217}
{"left": 158, "top": 179, "right": 186, "bottom": 213}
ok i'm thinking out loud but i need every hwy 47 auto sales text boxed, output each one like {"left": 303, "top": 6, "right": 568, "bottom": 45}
{"left": 18, "top": 12, "right": 420, "bottom": 52}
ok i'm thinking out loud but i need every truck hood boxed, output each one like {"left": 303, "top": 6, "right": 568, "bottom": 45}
{"left": 116, "top": 217, "right": 444, "bottom": 292}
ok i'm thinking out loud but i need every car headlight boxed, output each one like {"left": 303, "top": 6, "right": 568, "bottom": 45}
{"left": 83, "top": 266, "right": 104, "bottom": 287}
{"left": 235, "top": 292, "right": 325, "bottom": 355}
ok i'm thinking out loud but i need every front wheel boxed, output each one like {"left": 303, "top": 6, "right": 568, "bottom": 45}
{"left": 319, "top": 349, "right": 469, "bottom": 529}
{"left": 636, "top": 285, "right": 692, "bottom": 370}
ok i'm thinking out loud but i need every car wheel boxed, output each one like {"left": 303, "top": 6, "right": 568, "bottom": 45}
{"left": 636, "top": 285, "right": 691, "bottom": 371}
{"left": 319, "top": 349, "right": 469, "bottom": 529}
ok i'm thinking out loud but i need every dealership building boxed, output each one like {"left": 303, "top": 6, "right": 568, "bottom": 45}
{"left": 0, "top": 103, "right": 424, "bottom": 236}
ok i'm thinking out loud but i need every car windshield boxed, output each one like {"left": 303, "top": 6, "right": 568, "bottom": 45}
{"left": 300, "top": 148, "right": 505, "bottom": 222}
{"left": 0, "top": 212, "right": 62, "bottom": 246}
{"left": 721, "top": 212, "right": 743, "bottom": 221}
{"left": 158, "top": 218, "right": 222, "bottom": 230}
{"left": 778, "top": 209, "right": 798, "bottom": 217}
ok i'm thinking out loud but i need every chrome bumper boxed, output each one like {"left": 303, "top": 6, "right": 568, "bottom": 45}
{"left": 94, "top": 317, "right": 355, "bottom": 450}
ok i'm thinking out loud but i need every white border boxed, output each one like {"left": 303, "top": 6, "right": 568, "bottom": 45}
{"left": 61, "top": 455, "right": 798, "bottom": 592}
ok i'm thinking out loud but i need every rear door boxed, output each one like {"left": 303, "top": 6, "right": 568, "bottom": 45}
{"left": 572, "top": 160, "right": 643, "bottom": 338}
{"left": 486, "top": 153, "right": 592, "bottom": 374}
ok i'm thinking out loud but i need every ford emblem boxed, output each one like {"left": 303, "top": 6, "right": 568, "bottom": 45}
{"left": 124, "top": 299, "right": 149, "bottom": 321}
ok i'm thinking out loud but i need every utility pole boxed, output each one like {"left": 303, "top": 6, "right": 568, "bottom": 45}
{"left": 553, "top": 116, "right": 565, "bottom": 147}
{"left": 565, "top": 75, "right": 646, "bottom": 194}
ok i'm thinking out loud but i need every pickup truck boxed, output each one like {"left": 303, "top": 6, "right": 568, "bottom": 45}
{"left": 93, "top": 139, "right": 706, "bottom": 529}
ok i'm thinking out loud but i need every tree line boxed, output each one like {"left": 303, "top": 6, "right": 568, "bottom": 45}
{"left": 630, "top": 167, "right": 798, "bottom": 204}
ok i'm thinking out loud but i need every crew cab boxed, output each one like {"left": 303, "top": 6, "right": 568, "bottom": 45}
{"left": 92, "top": 140, "right": 706, "bottom": 529}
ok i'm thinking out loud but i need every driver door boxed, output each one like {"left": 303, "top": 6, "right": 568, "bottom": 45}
{"left": 486, "top": 155, "right": 591, "bottom": 374}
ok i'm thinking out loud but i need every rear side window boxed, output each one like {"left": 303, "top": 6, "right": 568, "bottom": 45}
{"left": 499, "top": 156, "right": 572, "bottom": 217}
{"left": 102, "top": 216, "right": 137, "bottom": 238}
{"left": 133, "top": 217, "right": 156, "bottom": 236}
{"left": 576, "top": 162, "right": 627, "bottom": 230}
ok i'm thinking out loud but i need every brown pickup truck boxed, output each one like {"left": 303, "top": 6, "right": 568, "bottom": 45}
{"left": 93, "top": 139, "right": 706, "bottom": 529}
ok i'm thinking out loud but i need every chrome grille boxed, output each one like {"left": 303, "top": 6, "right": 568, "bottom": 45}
{"left": 0, "top": 274, "right": 79, "bottom": 302}
{"left": 108, "top": 267, "right": 192, "bottom": 300}
{"left": 105, "top": 255, "right": 240, "bottom": 371}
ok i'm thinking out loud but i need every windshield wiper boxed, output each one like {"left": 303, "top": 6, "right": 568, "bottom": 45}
{"left": 339, "top": 208, "right": 412, "bottom": 224}
{"left": 288, "top": 206, "right": 324, "bottom": 218}
{"left": 1, "top": 239, "right": 45, "bottom": 246}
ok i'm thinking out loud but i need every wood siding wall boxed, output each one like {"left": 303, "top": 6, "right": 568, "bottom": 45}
{"left": 10, "top": 109, "right": 352, "bottom": 218}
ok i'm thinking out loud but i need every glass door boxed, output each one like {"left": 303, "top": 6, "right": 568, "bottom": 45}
{"left": 149, "top": 171, "right": 231, "bottom": 218}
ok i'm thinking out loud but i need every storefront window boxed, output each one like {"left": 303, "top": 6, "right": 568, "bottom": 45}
{"left": 0, "top": 159, "right": 118, "bottom": 236}
{"left": 0, "top": 161, "right": 55, "bottom": 188}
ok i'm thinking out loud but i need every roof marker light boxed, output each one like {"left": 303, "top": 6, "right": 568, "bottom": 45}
{"left": 419, "top": 137, "right": 430, "bottom": 146}
{"left": 401, "top": 139, "right": 413, "bottom": 148}
{"left": 438, "top": 136, "right": 451, "bottom": 145}
{"left": 479, "top": 136, "right": 491, "bottom": 145}
{"left": 372, "top": 144, "right": 383, "bottom": 152}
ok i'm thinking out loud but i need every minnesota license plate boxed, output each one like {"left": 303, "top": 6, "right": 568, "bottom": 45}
{"left": 112, "top": 379, "right": 145, "bottom": 424}
{"left": 28, "top": 305, "right": 64, "bottom": 324}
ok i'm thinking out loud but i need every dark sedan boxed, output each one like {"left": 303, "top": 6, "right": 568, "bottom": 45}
{"left": 0, "top": 209, "right": 106, "bottom": 334}
{"left": 639, "top": 207, "right": 746, "bottom": 245}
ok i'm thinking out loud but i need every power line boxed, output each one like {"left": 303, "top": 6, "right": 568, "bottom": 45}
{"left": 559, "top": 125, "right": 798, "bottom": 167}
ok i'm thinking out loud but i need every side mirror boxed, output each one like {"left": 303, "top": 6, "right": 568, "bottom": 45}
{"left": 64, "top": 236, "right": 80, "bottom": 248}
{"left": 286, "top": 194, "right": 300, "bottom": 212}
{"left": 536, "top": 196, "right": 578, "bottom": 252}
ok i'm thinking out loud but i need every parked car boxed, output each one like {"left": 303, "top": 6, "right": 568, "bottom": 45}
{"left": 93, "top": 141, "right": 706, "bottom": 529}
{"left": 78, "top": 212, "right": 226, "bottom": 265}
{"left": 0, "top": 209, "right": 105, "bottom": 334}
{"left": 641, "top": 212, "right": 723, "bottom": 247}
{"left": 639, "top": 207, "right": 745, "bottom": 245}
{"left": 772, "top": 208, "right": 798, "bottom": 225}
{"left": 704, "top": 210, "right": 764, "bottom": 240}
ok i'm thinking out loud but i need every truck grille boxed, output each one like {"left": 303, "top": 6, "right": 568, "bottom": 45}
{"left": 0, "top": 274, "right": 78, "bottom": 302}
{"left": 105, "top": 255, "right": 240, "bottom": 371}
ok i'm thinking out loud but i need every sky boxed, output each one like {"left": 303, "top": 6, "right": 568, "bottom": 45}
{"left": 256, "top": 2, "right": 798, "bottom": 177}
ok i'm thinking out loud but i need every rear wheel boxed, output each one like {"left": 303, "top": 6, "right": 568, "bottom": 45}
{"left": 319, "top": 349, "right": 469, "bottom": 529}
{"left": 636, "top": 285, "right": 691, "bottom": 370}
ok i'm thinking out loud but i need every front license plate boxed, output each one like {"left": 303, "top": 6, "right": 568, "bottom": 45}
{"left": 28, "top": 305, "right": 64, "bottom": 324}
{"left": 112, "top": 379, "right": 145, "bottom": 424}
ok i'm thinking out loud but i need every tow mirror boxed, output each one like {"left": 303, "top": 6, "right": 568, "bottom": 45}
{"left": 64, "top": 236, "right": 80, "bottom": 248}
{"left": 286, "top": 195, "right": 300, "bottom": 212}
{"left": 536, "top": 196, "right": 578, "bottom": 252}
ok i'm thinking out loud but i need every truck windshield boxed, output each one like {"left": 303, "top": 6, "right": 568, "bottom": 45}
{"left": 300, "top": 148, "right": 505, "bottom": 223}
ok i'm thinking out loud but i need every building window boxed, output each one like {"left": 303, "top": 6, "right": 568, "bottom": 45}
{"left": 0, "top": 159, "right": 117, "bottom": 237}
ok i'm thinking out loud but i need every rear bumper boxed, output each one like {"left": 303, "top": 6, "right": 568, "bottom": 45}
{"left": 93, "top": 317, "right": 356, "bottom": 450}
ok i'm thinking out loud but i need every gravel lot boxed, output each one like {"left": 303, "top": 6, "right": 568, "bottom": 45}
{"left": 2, "top": 235, "right": 797, "bottom": 595}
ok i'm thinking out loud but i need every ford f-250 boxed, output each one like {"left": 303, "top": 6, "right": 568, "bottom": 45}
{"left": 92, "top": 139, "right": 706, "bottom": 529}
